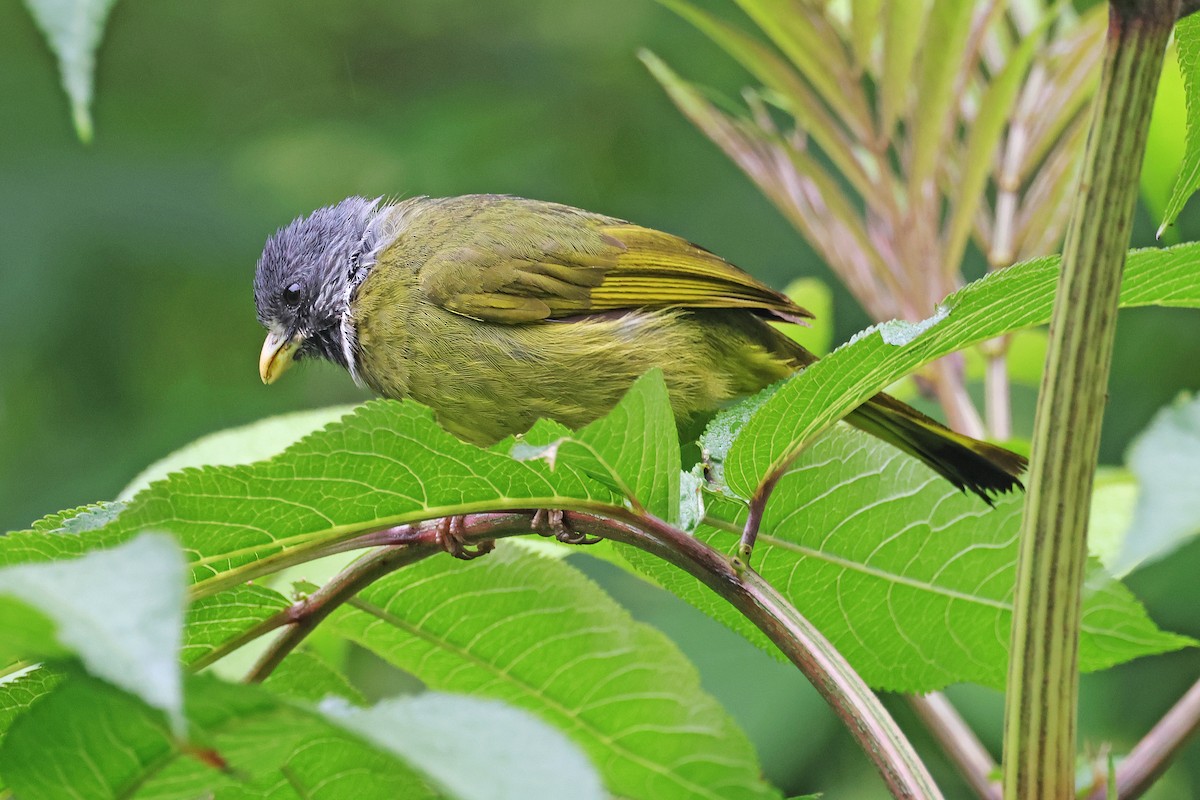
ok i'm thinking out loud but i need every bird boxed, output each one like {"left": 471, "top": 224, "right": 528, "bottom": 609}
{"left": 254, "top": 194, "right": 1026, "bottom": 552}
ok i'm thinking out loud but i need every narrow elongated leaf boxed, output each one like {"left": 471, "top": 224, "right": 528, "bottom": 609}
{"left": 1113, "top": 395, "right": 1200, "bottom": 575}
{"left": 0, "top": 400, "right": 618, "bottom": 598}
{"left": 0, "top": 533, "right": 186, "bottom": 731}
{"left": 880, "top": 0, "right": 928, "bottom": 139}
{"left": 21, "top": 0, "right": 118, "bottom": 142}
{"left": 943, "top": 14, "right": 1047, "bottom": 273}
{"left": 1160, "top": 13, "right": 1200, "bottom": 236}
{"left": 849, "top": 0, "right": 884, "bottom": 75}
{"left": 656, "top": 0, "right": 876, "bottom": 198}
{"left": 909, "top": 0, "right": 974, "bottom": 184}
{"left": 627, "top": 427, "right": 1191, "bottom": 692}
{"left": 326, "top": 545, "right": 780, "bottom": 800}
{"left": 728, "top": 243, "right": 1200, "bottom": 499}
{"left": 733, "top": 0, "right": 871, "bottom": 138}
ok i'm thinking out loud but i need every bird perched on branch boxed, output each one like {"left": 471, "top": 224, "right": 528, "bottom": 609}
{"left": 255, "top": 194, "right": 1025, "bottom": 523}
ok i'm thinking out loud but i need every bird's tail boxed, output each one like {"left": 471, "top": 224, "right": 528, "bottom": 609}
{"left": 758, "top": 322, "right": 1027, "bottom": 503}
{"left": 846, "top": 392, "right": 1026, "bottom": 504}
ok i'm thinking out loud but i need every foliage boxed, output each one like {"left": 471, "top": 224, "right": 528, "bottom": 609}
{"left": 1161, "top": 13, "right": 1200, "bottom": 234}
{"left": 7, "top": 0, "right": 1200, "bottom": 798}
{"left": 4, "top": 241, "right": 1200, "bottom": 797}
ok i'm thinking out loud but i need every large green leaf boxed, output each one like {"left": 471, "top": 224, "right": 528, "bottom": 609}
{"left": 1159, "top": 13, "right": 1200, "bottom": 236}
{"left": 728, "top": 243, "right": 1200, "bottom": 499}
{"left": 0, "top": 673, "right": 603, "bottom": 800}
{"left": 630, "top": 427, "right": 1192, "bottom": 693}
{"left": 21, "top": 0, "right": 119, "bottom": 142}
{"left": 0, "top": 400, "right": 620, "bottom": 597}
{"left": 325, "top": 544, "right": 781, "bottom": 800}
{"left": 120, "top": 405, "right": 359, "bottom": 500}
{"left": 0, "top": 533, "right": 186, "bottom": 730}
{"left": 0, "top": 675, "right": 437, "bottom": 800}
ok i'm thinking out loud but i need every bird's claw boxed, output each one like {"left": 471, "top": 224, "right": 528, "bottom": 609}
{"left": 436, "top": 516, "right": 495, "bottom": 561}
{"left": 531, "top": 509, "right": 601, "bottom": 546}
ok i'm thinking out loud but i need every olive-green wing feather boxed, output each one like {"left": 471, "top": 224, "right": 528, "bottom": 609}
{"left": 413, "top": 196, "right": 811, "bottom": 324}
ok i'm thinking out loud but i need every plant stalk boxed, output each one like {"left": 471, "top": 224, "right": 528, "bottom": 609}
{"left": 909, "top": 693, "right": 1001, "bottom": 800}
{"left": 1001, "top": 3, "right": 1178, "bottom": 799}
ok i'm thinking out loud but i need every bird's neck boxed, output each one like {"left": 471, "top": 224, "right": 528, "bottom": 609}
{"left": 307, "top": 323, "right": 351, "bottom": 373}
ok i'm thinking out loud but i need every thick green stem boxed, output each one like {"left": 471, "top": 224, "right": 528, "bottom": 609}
{"left": 1001, "top": 3, "right": 1178, "bottom": 799}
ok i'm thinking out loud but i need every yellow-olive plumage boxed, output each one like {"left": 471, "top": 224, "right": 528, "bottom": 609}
{"left": 255, "top": 195, "right": 1025, "bottom": 502}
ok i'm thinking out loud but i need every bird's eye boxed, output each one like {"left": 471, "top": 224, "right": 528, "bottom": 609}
{"left": 282, "top": 283, "right": 302, "bottom": 307}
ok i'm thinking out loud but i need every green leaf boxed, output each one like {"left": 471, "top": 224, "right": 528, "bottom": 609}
{"left": 1142, "top": 40, "right": 1189, "bottom": 228}
{"left": 1112, "top": 394, "right": 1200, "bottom": 575}
{"left": 849, "top": 0, "right": 883, "bottom": 76}
{"left": 261, "top": 650, "right": 364, "bottom": 706}
{"left": 879, "top": 0, "right": 927, "bottom": 139}
{"left": 0, "top": 533, "right": 186, "bottom": 731}
{"left": 121, "top": 405, "right": 359, "bottom": 500}
{"left": 909, "top": 0, "right": 973, "bottom": 185}
{"left": 632, "top": 427, "right": 1192, "bottom": 692}
{"left": 943, "top": 12, "right": 1049, "bottom": 274}
{"left": 656, "top": 0, "right": 875, "bottom": 199}
{"left": 323, "top": 693, "right": 604, "bottom": 800}
{"left": 1159, "top": 13, "right": 1200, "bottom": 236}
{"left": 0, "top": 666, "right": 62, "bottom": 747}
{"left": 21, "top": 0, "right": 119, "bottom": 142}
{"left": 728, "top": 243, "right": 1200, "bottom": 499}
{"left": 0, "top": 674, "right": 177, "bottom": 799}
{"left": 0, "top": 400, "right": 618, "bottom": 598}
{"left": 326, "top": 544, "right": 781, "bottom": 800}
{"left": 182, "top": 583, "right": 291, "bottom": 668}
{"left": 732, "top": 0, "right": 870, "bottom": 138}
{"left": 555, "top": 368, "right": 681, "bottom": 522}
{"left": 0, "top": 674, "right": 440, "bottom": 800}
{"left": 3, "top": 674, "right": 598, "bottom": 800}
{"left": 1087, "top": 468, "right": 1138, "bottom": 574}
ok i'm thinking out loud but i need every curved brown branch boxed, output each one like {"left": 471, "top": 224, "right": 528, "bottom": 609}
{"left": 238, "top": 510, "right": 943, "bottom": 799}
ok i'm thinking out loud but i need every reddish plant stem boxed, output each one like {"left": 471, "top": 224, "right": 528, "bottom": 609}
{"left": 909, "top": 693, "right": 1001, "bottom": 800}
{"left": 1085, "top": 677, "right": 1200, "bottom": 800}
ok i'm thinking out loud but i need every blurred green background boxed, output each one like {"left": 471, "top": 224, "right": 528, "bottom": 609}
{"left": 3, "top": 1, "right": 1199, "bottom": 797}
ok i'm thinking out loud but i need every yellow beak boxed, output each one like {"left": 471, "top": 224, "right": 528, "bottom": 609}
{"left": 259, "top": 328, "right": 303, "bottom": 385}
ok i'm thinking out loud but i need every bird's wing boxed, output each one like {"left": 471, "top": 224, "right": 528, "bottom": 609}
{"left": 414, "top": 199, "right": 812, "bottom": 324}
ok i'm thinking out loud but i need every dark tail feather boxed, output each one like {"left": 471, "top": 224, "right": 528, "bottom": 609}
{"left": 847, "top": 393, "right": 1027, "bottom": 504}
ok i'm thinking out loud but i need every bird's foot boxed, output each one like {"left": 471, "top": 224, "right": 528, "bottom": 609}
{"left": 436, "top": 515, "right": 495, "bottom": 561}
{"left": 531, "top": 509, "right": 601, "bottom": 546}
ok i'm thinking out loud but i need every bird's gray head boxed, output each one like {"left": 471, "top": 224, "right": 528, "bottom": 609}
{"left": 255, "top": 196, "right": 381, "bottom": 383}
